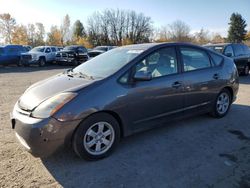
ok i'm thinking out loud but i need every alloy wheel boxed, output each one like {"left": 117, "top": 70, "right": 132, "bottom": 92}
{"left": 83, "top": 121, "right": 115, "bottom": 155}
{"left": 216, "top": 92, "right": 230, "bottom": 115}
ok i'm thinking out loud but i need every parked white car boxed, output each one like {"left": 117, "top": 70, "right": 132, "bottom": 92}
{"left": 21, "top": 46, "right": 58, "bottom": 66}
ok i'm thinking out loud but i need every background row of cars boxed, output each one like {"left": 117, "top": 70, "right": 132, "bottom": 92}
{"left": 0, "top": 45, "right": 117, "bottom": 67}
{"left": 1, "top": 42, "right": 250, "bottom": 76}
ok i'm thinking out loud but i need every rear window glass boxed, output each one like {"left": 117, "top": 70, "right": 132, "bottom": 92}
{"left": 233, "top": 44, "right": 244, "bottom": 56}
{"left": 242, "top": 45, "right": 250, "bottom": 54}
{"left": 180, "top": 47, "right": 211, "bottom": 72}
{"left": 209, "top": 52, "right": 223, "bottom": 66}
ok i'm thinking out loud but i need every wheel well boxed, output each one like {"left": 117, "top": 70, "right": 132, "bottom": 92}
{"left": 40, "top": 56, "right": 46, "bottom": 61}
{"left": 101, "top": 110, "right": 124, "bottom": 138}
{"left": 71, "top": 111, "right": 125, "bottom": 141}
{"left": 223, "top": 86, "right": 233, "bottom": 102}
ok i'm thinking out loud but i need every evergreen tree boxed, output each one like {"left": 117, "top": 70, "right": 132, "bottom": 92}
{"left": 228, "top": 13, "right": 247, "bottom": 43}
{"left": 73, "top": 20, "right": 86, "bottom": 39}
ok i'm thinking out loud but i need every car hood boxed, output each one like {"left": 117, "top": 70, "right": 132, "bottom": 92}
{"left": 18, "top": 73, "right": 95, "bottom": 111}
{"left": 22, "top": 52, "right": 43, "bottom": 56}
{"left": 88, "top": 50, "right": 105, "bottom": 54}
{"left": 57, "top": 50, "right": 75, "bottom": 54}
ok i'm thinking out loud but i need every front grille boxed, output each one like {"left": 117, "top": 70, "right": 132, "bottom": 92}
{"left": 21, "top": 55, "right": 32, "bottom": 61}
{"left": 62, "top": 53, "right": 68, "bottom": 57}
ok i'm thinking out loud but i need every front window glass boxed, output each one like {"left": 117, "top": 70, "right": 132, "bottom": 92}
{"left": 180, "top": 47, "right": 211, "bottom": 72}
{"left": 73, "top": 47, "right": 144, "bottom": 79}
{"left": 135, "top": 47, "right": 178, "bottom": 78}
{"left": 31, "top": 47, "right": 45, "bottom": 52}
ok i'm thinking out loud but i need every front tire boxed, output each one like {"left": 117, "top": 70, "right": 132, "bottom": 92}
{"left": 243, "top": 65, "right": 249, "bottom": 76}
{"left": 17, "top": 59, "right": 22, "bottom": 67}
{"left": 73, "top": 113, "right": 120, "bottom": 160}
{"left": 38, "top": 58, "right": 46, "bottom": 67}
{"left": 210, "top": 89, "right": 231, "bottom": 118}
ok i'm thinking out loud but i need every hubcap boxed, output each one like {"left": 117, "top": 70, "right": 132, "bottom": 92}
{"left": 216, "top": 92, "right": 230, "bottom": 114}
{"left": 83, "top": 122, "right": 115, "bottom": 155}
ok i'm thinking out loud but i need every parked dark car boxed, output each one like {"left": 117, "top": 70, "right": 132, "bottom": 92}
{"left": 55, "top": 45, "right": 89, "bottom": 65}
{"left": 204, "top": 43, "right": 250, "bottom": 76}
{"left": 88, "top": 46, "right": 117, "bottom": 58}
{"left": 0, "top": 45, "right": 27, "bottom": 66}
{"left": 11, "top": 43, "right": 239, "bottom": 160}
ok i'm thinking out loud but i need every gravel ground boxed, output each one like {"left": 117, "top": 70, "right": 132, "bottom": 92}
{"left": 0, "top": 66, "right": 250, "bottom": 188}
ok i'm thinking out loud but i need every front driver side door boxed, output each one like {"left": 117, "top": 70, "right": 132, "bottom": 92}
{"left": 123, "top": 47, "right": 185, "bottom": 131}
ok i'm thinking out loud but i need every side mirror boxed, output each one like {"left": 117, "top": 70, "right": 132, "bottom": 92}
{"left": 133, "top": 71, "right": 152, "bottom": 81}
{"left": 225, "top": 52, "right": 233, "bottom": 57}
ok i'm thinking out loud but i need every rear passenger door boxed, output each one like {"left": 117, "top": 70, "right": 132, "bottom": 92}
{"left": 179, "top": 46, "right": 223, "bottom": 114}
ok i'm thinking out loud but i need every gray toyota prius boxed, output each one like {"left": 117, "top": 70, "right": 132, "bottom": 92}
{"left": 11, "top": 43, "right": 239, "bottom": 160}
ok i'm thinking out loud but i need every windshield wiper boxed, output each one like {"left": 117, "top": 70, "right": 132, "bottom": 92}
{"left": 64, "top": 69, "right": 94, "bottom": 80}
{"left": 76, "top": 72, "right": 94, "bottom": 80}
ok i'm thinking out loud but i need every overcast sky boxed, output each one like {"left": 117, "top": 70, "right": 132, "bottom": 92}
{"left": 0, "top": 0, "right": 249, "bottom": 37}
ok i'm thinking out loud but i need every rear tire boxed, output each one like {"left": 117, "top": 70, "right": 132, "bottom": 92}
{"left": 210, "top": 88, "right": 232, "bottom": 118}
{"left": 73, "top": 113, "right": 120, "bottom": 160}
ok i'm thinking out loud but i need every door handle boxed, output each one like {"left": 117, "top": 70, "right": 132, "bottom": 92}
{"left": 213, "top": 73, "right": 219, "bottom": 80}
{"left": 172, "top": 81, "right": 182, "bottom": 88}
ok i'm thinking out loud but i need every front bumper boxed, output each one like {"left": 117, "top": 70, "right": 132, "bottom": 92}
{"left": 55, "top": 57, "right": 75, "bottom": 64}
{"left": 11, "top": 104, "right": 81, "bottom": 157}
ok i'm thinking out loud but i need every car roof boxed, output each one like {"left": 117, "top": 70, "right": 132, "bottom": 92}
{"left": 0, "top": 44, "right": 24, "bottom": 48}
{"left": 120, "top": 42, "right": 207, "bottom": 50}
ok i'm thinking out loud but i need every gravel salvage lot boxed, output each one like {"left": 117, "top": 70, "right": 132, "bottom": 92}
{"left": 0, "top": 66, "right": 250, "bottom": 188}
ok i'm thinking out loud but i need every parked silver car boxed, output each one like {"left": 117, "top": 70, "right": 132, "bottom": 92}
{"left": 21, "top": 46, "right": 58, "bottom": 66}
{"left": 11, "top": 43, "right": 239, "bottom": 160}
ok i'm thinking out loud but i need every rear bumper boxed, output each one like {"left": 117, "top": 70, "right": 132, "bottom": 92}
{"left": 11, "top": 104, "right": 80, "bottom": 157}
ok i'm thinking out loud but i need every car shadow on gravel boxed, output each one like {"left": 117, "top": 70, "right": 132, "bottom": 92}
{"left": 0, "top": 65, "right": 73, "bottom": 74}
{"left": 41, "top": 103, "right": 250, "bottom": 188}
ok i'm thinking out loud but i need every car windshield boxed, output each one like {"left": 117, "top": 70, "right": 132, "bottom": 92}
{"left": 206, "top": 46, "right": 225, "bottom": 53}
{"left": 31, "top": 47, "right": 45, "bottom": 52}
{"left": 63, "top": 46, "right": 77, "bottom": 51}
{"left": 94, "top": 46, "right": 108, "bottom": 51}
{"left": 73, "top": 47, "right": 144, "bottom": 79}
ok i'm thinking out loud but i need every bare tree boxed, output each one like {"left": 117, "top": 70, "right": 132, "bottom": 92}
{"left": 87, "top": 9, "right": 153, "bottom": 46}
{"left": 61, "top": 14, "right": 71, "bottom": 45}
{"left": 35, "top": 22, "right": 45, "bottom": 46}
{"left": 27, "top": 24, "right": 36, "bottom": 46}
{"left": 211, "top": 33, "right": 225, "bottom": 43}
{"left": 0, "top": 13, "right": 16, "bottom": 44}
{"left": 194, "top": 28, "right": 210, "bottom": 44}
{"left": 168, "top": 20, "right": 191, "bottom": 42}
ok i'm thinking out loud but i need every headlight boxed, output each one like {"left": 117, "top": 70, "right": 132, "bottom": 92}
{"left": 68, "top": 54, "right": 74, "bottom": 57}
{"left": 31, "top": 92, "right": 77, "bottom": 118}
